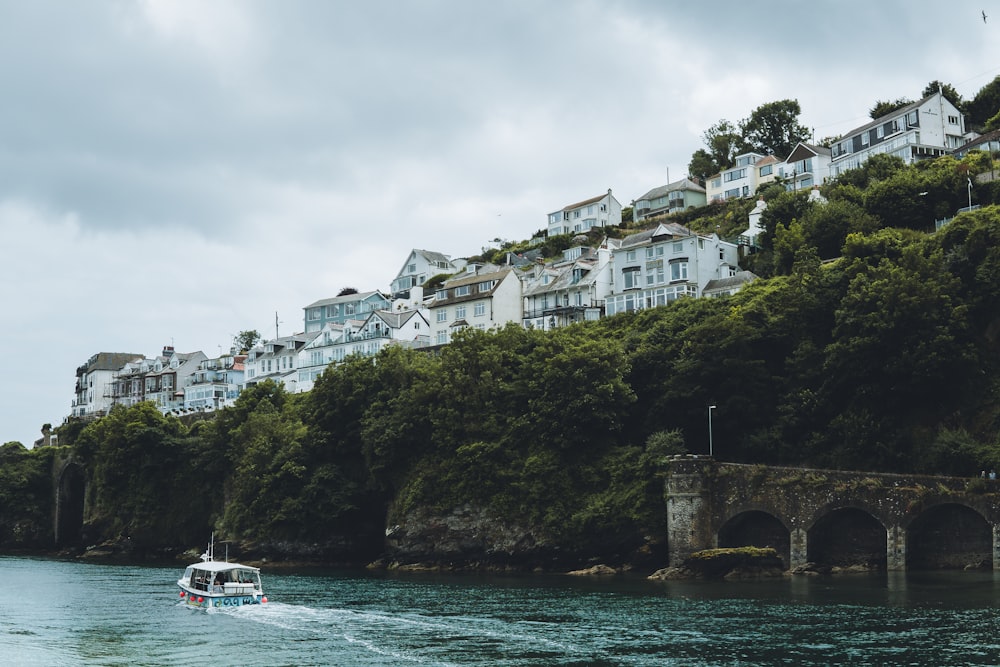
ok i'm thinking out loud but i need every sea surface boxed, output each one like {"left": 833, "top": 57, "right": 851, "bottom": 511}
{"left": 2, "top": 555, "right": 1000, "bottom": 666}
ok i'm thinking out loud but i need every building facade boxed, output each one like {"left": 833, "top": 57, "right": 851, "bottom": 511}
{"left": 546, "top": 189, "right": 622, "bottom": 236}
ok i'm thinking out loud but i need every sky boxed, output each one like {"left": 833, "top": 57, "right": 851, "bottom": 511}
{"left": 1, "top": 0, "right": 998, "bottom": 447}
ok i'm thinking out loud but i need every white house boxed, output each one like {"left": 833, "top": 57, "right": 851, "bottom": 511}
{"left": 547, "top": 189, "right": 622, "bottom": 236}
{"left": 605, "top": 222, "right": 742, "bottom": 316}
{"left": 633, "top": 178, "right": 708, "bottom": 222}
{"left": 182, "top": 352, "right": 246, "bottom": 411}
{"left": 390, "top": 249, "right": 463, "bottom": 300}
{"left": 830, "top": 91, "right": 968, "bottom": 177}
{"left": 428, "top": 264, "right": 523, "bottom": 345}
{"left": 706, "top": 152, "right": 767, "bottom": 203}
{"left": 295, "top": 309, "right": 431, "bottom": 392}
{"left": 71, "top": 352, "right": 143, "bottom": 418}
{"left": 521, "top": 245, "right": 613, "bottom": 330}
{"left": 782, "top": 142, "right": 832, "bottom": 191}
{"left": 244, "top": 333, "right": 313, "bottom": 392}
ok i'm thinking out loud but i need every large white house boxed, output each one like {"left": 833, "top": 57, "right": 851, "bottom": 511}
{"left": 244, "top": 334, "right": 312, "bottom": 392}
{"left": 546, "top": 189, "right": 622, "bottom": 236}
{"left": 71, "top": 352, "right": 143, "bottom": 418}
{"left": 183, "top": 352, "right": 246, "bottom": 411}
{"left": 605, "top": 222, "right": 742, "bottom": 316}
{"left": 295, "top": 309, "right": 430, "bottom": 392}
{"left": 390, "top": 249, "right": 463, "bottom": 300}
{"left": 706, "top": 152, "right": 768, "bottom": 202}
{"left": 830, "top": 91, "right": 968, "bottom": 177}
{"left": 521, "top": 245, "right": 613, "bottom": 330}
{"left": 428, "top": 264, "right": 523, "bottom": 345}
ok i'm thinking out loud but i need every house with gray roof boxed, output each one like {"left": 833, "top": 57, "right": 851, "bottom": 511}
{"left": 605, "top": 222, "right": 741, "bottom": 316}
{"left": 546, "top": 189, "right": 622, "bottom": 236}
{"left": 830, "top": 91, "right": 968, "bottom": 178}
{"left": 390, "top": 249, "right": 464, "bottom": 300}
{"left": 71, "top": 351, "right": 143, "bottom": 418}
{"left": 634, "top": 178, "right": 707, "bottom": 222}
{"left": 521, "top": 245, "right": 612, "bottom": 330}
{"left": 303, "top": 290, "right": 391, "bottom": 333}
{"left": 428, "top": 264, "right": 522, "bottom": 346}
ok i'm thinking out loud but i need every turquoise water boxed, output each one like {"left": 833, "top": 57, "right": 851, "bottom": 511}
{"left": 2, "top": 555, "right": 1000, "bottom": 665}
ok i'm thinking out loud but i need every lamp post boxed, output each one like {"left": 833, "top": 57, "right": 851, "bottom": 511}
{"left": 708, "top": 405, "right": 717, "bottom": 458}
{"left": 968, "top": 177, "right": 973, "bottom": 210}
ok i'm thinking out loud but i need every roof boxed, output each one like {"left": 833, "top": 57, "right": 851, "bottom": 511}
{"left": 838, "top": 93, "right": 936, "bottom": 142}
{"left": 620, "top": 222, "right": 694, "bottom": 248}
{"left": 954, "top": 128, "right": 1000, "bottom": 153}
{"left": 703, "top": 271, "right": 759, "bottom": 293}
{"left": 183, "top": 560, "right": 260, "bottom": 574}
{"left": 304, "top": 290, "right": 387, "bottom": 309}
{"left": 636, "top": 178, "right": 706, "bottom": 201}
{"left": 82, "top": 352, "right": 144, "bottom": 372}
{"left": 786, "top": 142, "right": 832, "bottom": 163}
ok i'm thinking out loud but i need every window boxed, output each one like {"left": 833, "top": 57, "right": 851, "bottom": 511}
{"left": 455, "top": 305, "right": 466, "bottom": 319}
{"left": 474, "top": 302, "right": 486, "bottom": 316}
{"left": 626, "top": 250, "right": 637, "bottom": 262}
{"left": 408, "top": 263, "right": 416, "bottom": 273}
{"left": 573, "top": 210, "right": 581, "bottom": 218}
{"left": 724, "top": 168, "right": 746, "bottom": 182}
{"left": 478, "top": 280, "right": 495, "bottom": 291}
{"left": 672, "top": 241, "right": 683, "bottom": 253}
{"left": 759, "top": 164, "right": 772, "bottom": 177}
{"left": 645, "top": 247, "right": 654, "bottom": 259}
{"left": 308, "top": 308, "right": 321, "bottom": 321}
{"left": 435, "top": 331, "right": 448, "bottom": 345}
{"left": 587, "top": 205, "right": 594, "bottom": 214}
{"left": 455, "top": 285, "right": 471, "bottom": 296}
{"left": 670, "top": 260, "right": 688, "bottom": 281}
{"left": 725, "top": 188, "right": 740, "bottom": 199}
{"left": 711, "top": 177, "right": 722, "bottom": 189}
{"left": 948, "top": 115, "right": 959, "bottom": 125}
{"left": 437, "top": 310, "right": 447, "bottom": 323}
{"left": 622, "top": 267, "right": 640, "bottom": 289}
{"left": 345, "top": 303, "right": 355, "bottom": 315}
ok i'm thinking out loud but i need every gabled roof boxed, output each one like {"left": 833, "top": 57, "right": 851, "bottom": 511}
{"left": 368, "top": 309, "right": 427, "bottom": 329}
{"left": 305, "top": 290, "right": 389, "bottom": 309}
{"left": 704, "top": 271, "right": 759, "bottom": 293}
{"left": 620, "top": 222, "right": 693, "bottom": 248}
{"left": 636, "top": 178, "right": 706, "bottom": 201}
{"left": 522, "top": 257, "right": 600, "bottom": 296}
{"left": 786, "top": 142, "right": 832, "bottom": 163}
{"left": 442, "top": 264, "right": 511, "bottom": 289}
{"left": 954, "top": 128, "right": 1000, "bottom": 153}
{"left": 839, "top": 93, "right": 937, "bottom": 142}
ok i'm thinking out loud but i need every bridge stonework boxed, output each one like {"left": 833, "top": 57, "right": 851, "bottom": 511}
{"left": 666, "top": 458, "right": 1000, "bottom": 571}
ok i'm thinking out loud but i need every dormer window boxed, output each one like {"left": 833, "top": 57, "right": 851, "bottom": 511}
{"left": 455, "top": 285, "right": 471, "bottom": 296}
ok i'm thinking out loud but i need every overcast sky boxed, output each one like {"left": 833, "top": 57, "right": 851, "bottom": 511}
{"left": 1, "top": 1, "right": 998, "bottom": 447}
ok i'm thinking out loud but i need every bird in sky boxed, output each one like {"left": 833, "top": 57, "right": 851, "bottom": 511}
{"left": 984, "top": 10, "right": 988, "bottom": 23}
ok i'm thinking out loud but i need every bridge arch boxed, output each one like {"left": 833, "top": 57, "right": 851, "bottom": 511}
{"left": 807, "top": 506, "right": 887, "bottom": 569}
{"left": 55, "top": 460, "right": 85, "bottom": 547}
{"left": 718, "top": 510, "right": 791, "bottom": 568}
{"left": 906, "top": 502, "right": 992, "bottom": 570}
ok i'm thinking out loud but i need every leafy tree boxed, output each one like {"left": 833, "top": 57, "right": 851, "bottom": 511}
{"left": 965, "top": 75, "right": 1000, "bottom": 131}
{"left": 234, "top": 329, "right": 261, "bottom": 353}
{"left": 739, "top": 99, "right": 811, "bottom": 159}
{"left": 688, "top": 148, "right": 719, "bottom": 183}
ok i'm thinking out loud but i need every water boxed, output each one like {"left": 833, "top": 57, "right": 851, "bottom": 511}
{"left": 2, "top": 556, "right": 1000, "bottom": 666}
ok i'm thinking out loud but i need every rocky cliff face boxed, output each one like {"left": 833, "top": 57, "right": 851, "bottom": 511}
{"left": 381, "top": 503, "right": 664, "bottom": 572}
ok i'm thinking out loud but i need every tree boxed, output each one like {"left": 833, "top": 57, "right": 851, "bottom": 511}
{"left": 234, "top": 329, "right": 261, "bottom": 353}
{"left": 337, "top": 287, "right": 359, "bottom": 296}
{"left": 869, "top": 97, "right": 912, "bottom": 120}
{"left": 965, "top": 75, "right": 1000, "bottom": 131}
{"left": 688, "top": 148, "right": 719, "bottom": 183}
{"left": 739, "top": 100, "right": 811, "bottom": 159}
{"left": 689, "top": 120, "right": 745, "bottom": 181}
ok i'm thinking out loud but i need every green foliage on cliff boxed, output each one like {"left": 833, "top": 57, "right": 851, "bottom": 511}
{"left": 0, "top": 442, "right": 56, "bottom": 546}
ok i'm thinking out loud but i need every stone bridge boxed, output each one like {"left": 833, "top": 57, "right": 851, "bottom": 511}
{"left": 666, "top": 457, "right": 1000, "bottom": 571}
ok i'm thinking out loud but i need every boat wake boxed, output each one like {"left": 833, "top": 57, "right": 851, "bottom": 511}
{"left": 217, "top": 600, "right": 589, "bottom": 665}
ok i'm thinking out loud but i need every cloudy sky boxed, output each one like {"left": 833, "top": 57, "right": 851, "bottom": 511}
{"left": 1, "top": 1, "right": 997, "bottom": 447}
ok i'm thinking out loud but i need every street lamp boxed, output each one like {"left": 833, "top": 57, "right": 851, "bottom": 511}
{"left": 968, "top": 177, "right": 973, "bottom": 210}
{"left": 708, "top": 405, "right": 717, "bottom": 458}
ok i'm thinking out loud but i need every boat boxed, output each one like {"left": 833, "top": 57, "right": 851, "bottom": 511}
{"left": 177, "top": 536, "right": 267, "bottom": 609}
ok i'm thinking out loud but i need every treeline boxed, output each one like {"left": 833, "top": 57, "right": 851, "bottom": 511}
{"left": 3, "top": 153, "right": 1000, "bottom": 561}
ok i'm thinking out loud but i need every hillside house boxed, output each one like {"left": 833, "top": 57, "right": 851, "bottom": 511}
{"left": 303, "top": 290, "right": 391, "bottom": 333}
{"left": 546, "top": 189, "right": 622, "bottom": 236}
{"left": 633, "top": 178, "right": 707, "bottom": 222}
{"left": 71, "top": 351, "right": 143, "bottom": 418}
{"left": 605, "top": 223, "right": 741, "bottom": 316}
{"left": 428, "top": 264, "right": 522, "bottom": 345}
{"left": 183, "top": 352, "right": 246, "bottom": 411}
{"left": 521, "top": 245, "right": 612, "bottom": 330}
